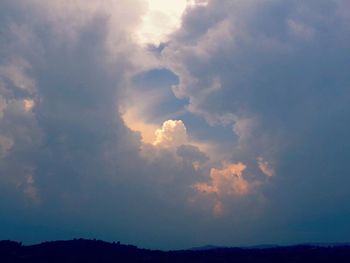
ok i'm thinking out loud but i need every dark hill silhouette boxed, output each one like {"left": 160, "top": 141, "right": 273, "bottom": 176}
{"left": 1, "top": 239, "right": 350, "bottom": 262}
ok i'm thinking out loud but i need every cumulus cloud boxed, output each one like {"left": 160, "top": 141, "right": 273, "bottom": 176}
{"left": 153, "top": 119, "right": 188, "bottom": 148}
{"left": 193, "top": 161, "right": 263, "bottom": 216}
{"left": 195, "top": 162, "right": 249, "bottom": 196}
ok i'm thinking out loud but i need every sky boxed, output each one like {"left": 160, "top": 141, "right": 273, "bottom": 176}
{"left": 0, "top": 0, "right": 350, "bottom": 250}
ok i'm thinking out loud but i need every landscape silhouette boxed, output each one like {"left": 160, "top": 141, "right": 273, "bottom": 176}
{"left": 1, "top": 239, "right": 350, "bottom": 262}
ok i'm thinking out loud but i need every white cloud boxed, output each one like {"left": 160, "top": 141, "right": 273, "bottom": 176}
{"left": 137, "top": 0, "right": 188, "bottom": 45}
{"left": 153, "top": 119, "right": 188, "bottom": 148}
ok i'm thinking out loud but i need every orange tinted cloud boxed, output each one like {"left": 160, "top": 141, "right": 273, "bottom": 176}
{"left": 194, "top": 162, "right": 249, "bottom": 196}
{"left": 121, "top": 107, "right": 158, "bottom": 144}
{"left": 23, "top": 99, "right": 35, "bottom": 112}
{"left": 194, "top": 162, "right": 250, "bottom": 216}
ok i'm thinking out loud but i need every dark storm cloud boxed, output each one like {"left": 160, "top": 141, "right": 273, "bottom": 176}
{"left": 0, "top": 0, "right": 203, "bottom": 249}
{"left": 177, "top": 144, "right": 209, "bottom": 164}
{"left": 0, "top": 0, "right": 350, "bottom": 250}
{"left": 163, "top": 0, "right": 350, "bottom": 244}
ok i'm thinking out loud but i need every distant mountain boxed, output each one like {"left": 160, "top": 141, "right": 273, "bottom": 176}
{"left": 304, "top": 242, "right": 350, "bottom": 247}
{"left": 243, "top": 244, "right": 280, "bottom": 249}
{"left": 189, "top": 245, "right": 224, "bottom": 251}
{"left": 1, "top": 239, "right": 350, "bottom": 262}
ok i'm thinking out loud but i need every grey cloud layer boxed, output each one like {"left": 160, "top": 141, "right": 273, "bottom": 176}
{"left": 0, "top": 0, "right": 203, "bottom": 249}
{"left": 163, "top": 0, "right": 350, "bottom": 243}
{"left": 0, "top": 0, "right": 350, "bottom": 249}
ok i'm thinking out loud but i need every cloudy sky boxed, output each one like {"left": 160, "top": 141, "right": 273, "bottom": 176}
{"left": 0, "top": 0, "right": 350, "bottom": 249}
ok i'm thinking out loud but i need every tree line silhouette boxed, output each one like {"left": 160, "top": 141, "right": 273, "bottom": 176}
{"left": 1, "top": 239, "right": 350, "bottom": 262}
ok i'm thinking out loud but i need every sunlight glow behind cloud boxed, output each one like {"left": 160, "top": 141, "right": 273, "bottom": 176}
{"left": 137, "top": 0, "right": 188, "bottom": 45}
{"left": 121, "top": 106, "right": 158, "bottom": 144}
